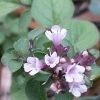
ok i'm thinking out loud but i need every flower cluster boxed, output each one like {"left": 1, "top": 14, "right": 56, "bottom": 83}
{"left": 24, "top": 25, "right": 96, "bottom": 97}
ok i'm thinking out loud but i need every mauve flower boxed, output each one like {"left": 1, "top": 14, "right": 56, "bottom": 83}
{"left": 68, "top": 80, "right": 87, "bottom": 97}
{"left": 50, "top": 82, "right": 62, "bottom": 94}
{"left": 64, "top": 64, "right": 85, "bottom": 82}
{"left": 45, "top": 25, "right": 67, "bottom": 47}
{"left": 45, "top": 52, "right": 59, "bottom": 68}
{"left": 24, "top": 57, "right": 44, "bottom": 75}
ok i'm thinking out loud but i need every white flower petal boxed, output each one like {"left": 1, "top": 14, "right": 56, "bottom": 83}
{"left": 24, "top": 63, "right": 33, "bottom": 72}
{"left": 79, "top": 85, "right": 87, "bottom": 93}
{"left": 65, "top": 74, "right": 73, "bottom": 82}
{"left": 51, "top": 25, "right": 61, "bottom": 33}
{"left": 73, "top": 73, "right": 84, "bottom": 82}
{"left": 29, "top": 69, "right": 39, "bottom": 75}
{"left": 45, "top": 30, "right": 53, "bottom": 40}
{"left": 71, "top": 88, "right": 81, "bottom": 97}
{"left": 60, "top": 29, "right": 67, "bottom": 39}
{"left": 27, "top": 57, "right": 35, "bottom": 63}
{"left": 51, "top": 52, "right": 57, "bottom": 57}
{"left": 75, "top": 65, "right": 85, "bottom": 73}
{"left": 54, "top": 57, "right": 59, "bottom": 64}
{"left": 45, "top": 54, "right": 50, "bottom": 65}
{"left": 50, "top": 63, "right": 56, "bottom": 68}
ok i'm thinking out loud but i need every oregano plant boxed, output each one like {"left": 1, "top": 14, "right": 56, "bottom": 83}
{"left": 1, "top": 0, "right": 100, "bottom": 100}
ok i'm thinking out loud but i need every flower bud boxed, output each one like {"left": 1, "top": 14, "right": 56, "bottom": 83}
{"left": 60, "top": 58, "right": 66, "bottom": 63}
{"left": 70, "top": 59, "right": 75, "bottom": 64}
{"left": 82, "top": 51, "right": 88, "bottom": 57}
{"left": 86, "top": 66, "right": 91, "bottom": 71}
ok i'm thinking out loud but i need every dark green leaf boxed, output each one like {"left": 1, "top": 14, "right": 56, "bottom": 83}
{"left": 25, "top": 79, "right": 47, "bottom": 100}
{"left": 17, "top": 75, "right": 25, "bottom": 87}
{"left": 13, "top": 38, "right": 30, "bottom": 55}
{"left": 89, "top": 49, "right": 100, "bottom": 59}
{"left": 31, "top": 0, "right": 74, "bottom": 28}
{"left": 10, "top": 89, "right": 28, "bottom": 100}
{"left": 8, "top": 59, "right": 23, "bottom": 73}
{"left": 55, "top": 91, "right": 74, "bottom": 100}
{"left": 10, "top": 81, "right": 20, "bottom": 94}
{"left": 33, "top": 71, "right": 52, "bottom": 83}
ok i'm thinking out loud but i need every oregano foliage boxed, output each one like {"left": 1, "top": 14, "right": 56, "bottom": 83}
{"left": 31, "top": 0, "right": 74, "bottom": 28}
{"left": 60, "top": 19, "right": 99, "bottom": 52}
{"left": 25, "top": 78, "right": 47, "bottom": 100}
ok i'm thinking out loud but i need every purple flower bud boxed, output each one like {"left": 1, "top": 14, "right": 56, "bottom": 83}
{"left": 45, "top": 25, "right": 67, "bottom": 47}
{"left": 24, "top": 57, "right": 44, "bottom": 75}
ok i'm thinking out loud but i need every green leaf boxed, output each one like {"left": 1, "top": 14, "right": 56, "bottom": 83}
{"left": 35, "top": 34, "right": 49, "bottom": 50}
{"left": 89, "top": 49, "right": 100, "bottom": 59}
{"left": 89, "top": 0, "right": 100, "bottom": 15}
{"left": 10, "top": 81, "right": 20, "bottom": 94}
{"left": 90, "top": 64, "right": 100, "bottom": 80}
{"left": 1, "top": 0, "right": 20, "bottom": 4}
{"left": 33, "top": 71, "right": 52, "bottom": 83}
{"left": 17, "top": 75, "right": 25, "bottom": 87}
{"left": 0, "top": 30, "right": 6, "bottom": 44}
{"left": 85, "top": 76, "right": 93, "bottom": 88}
{"left": 21, "top": 0, "right": 33, "bottom": 5}
{"left": 2, "top": 39, "right": 13, "bottom": 52}
{"left": 8, "top": 59, "right": 23, "bottom": 73}
{"left": 31, "top": 0, "right": 74, "bottom": 28}
{"left": 5, "top": 17, "right": 19, "bottom": 34}
{"left": 13, "top": 38, "right": 30, "bottom": 55}
{"left": 0, "top": 1, "right": 19, "bottom": 17}
{"left": 10, "top": 89, "right": 28, "bottom": 100}
{"left": 55, "top": 91, "right": 74, "bottom": 100}
{"left": 33, "top": 50, "right": 46, "bottom": 59}
{"left": 19, "top": 10, "right": 32, "bottom": 33}
{"left": 25, "top": 79, "right": 47, "bottom": 100}
{"left": 28, "top": 29, "right": 44, "bottom": 40}
{"left": 60, "top": 19, "right": 99, "bottom": 52}
{"left": 1, "top": 49, "right": 14, "bottom": 66}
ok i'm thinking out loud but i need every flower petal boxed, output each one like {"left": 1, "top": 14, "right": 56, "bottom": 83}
{"left": 79, "top": 85, "right": 87, "bottom": 93}
{"left": 73, "top": 73, "right": 84, "bottom": 82}
{"left": 27, "top": 57, "right": 35, "bottom": 63}
{"left": 60, "top": 29, "right": 67, "bottom": 39}
{"left": 45, "top": 30, "right": 53, "bottom": 40}
{"left": 65, "top": 74, "right": 73, "bottom": 82}
{"left": 29, "top": 69, "right": 39, "bottom": 75}
{"left": 51, "top": 25, "right": 61, "bottom": 33}
{"left": 71, "top": 88, "right": 81, "bottom": 97}
{"left": 24, "top": 63, "right": 33, "bottom": 72}
{"left": 75, "top": 65, "right": 85, "bottom": 73}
